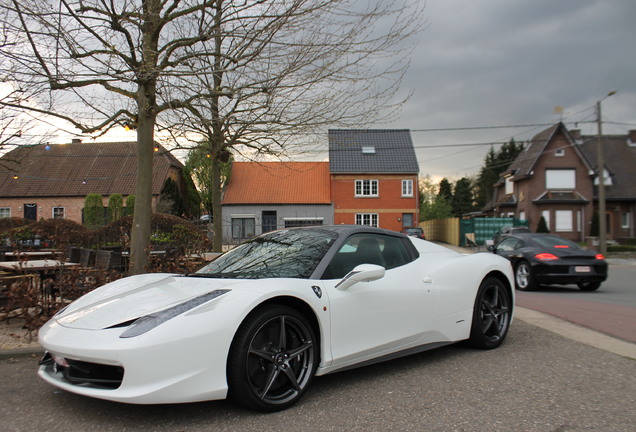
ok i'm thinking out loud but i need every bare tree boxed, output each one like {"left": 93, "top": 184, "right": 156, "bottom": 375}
{"left": 163, "top": 0, "right": 423, "bottom": 249}
{"left": 0, "top": 0, "right": 423, "bottom": 267}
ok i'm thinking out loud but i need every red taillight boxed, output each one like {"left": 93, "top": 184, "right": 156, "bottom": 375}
{"left": 554, "top": 245, "right": 569, "bottom": 248}
{"left": 535, "top": 252, "right": 559, "bottom": 261}
{"left": 595, "top": 254, "right": 605, "bottom": 260}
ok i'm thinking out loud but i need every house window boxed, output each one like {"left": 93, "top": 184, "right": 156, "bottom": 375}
{"left": 505, "top": 176, "right": 514, "bottom": 195}
{"left": 622, "top": 213, "right": 631, "bottom": 229}
{"left": 355, "top": 179, "right": 378, "bottom": 197}
{"left": 518, "top": 211, "right": 526, "bottom": 221}
{"left": 542, "top": 210, "right": 550, "bottom": 231}
{"left": 0, "top": 207, "right": 10, "bottom": 218}
{"left": 401, "top": 180, "right": 413, "bottom": 197}
{"left": 284, "top": 218, "right": 324, "bottom": 228}
{"left": 546, "top": 169, "right": 575, "bottom": 189}
{"left": 555, "top": 148, "right": 565, "bottom": 157}
{"left": 52, "top": 207, "right": 65, "bottom": 219}
{"left": 355, "top": 213, "right": 378, "bottom": 227}
{"left": 555, "top": 210, "right": 573, "bottom": 232}
{"left": 231, "top": 217, "right": 255, "bottom": 239}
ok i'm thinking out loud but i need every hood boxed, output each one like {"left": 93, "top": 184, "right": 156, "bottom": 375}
{"left": 56, "top": 274, "right": 244, "bottom": 330}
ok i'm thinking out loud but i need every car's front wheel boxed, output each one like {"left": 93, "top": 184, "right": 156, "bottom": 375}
{"left": 515, "top": 260, "right": 536, "bottom": 291}
{"left": 467, "top": 276, "right": 512, "bottom": 349}
{"left": 227, "top": 305, "right": 317, "bottom": 411}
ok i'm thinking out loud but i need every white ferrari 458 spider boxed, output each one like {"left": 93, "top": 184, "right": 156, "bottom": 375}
{"left": 39, "top": 225, "right": 514, "bottom": 411}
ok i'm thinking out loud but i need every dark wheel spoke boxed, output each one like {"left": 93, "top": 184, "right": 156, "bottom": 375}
{"left": 277, "top": 316, "right": 287, "bottom": 350}
{"left": 259, "top": 367, "right": 281, "bottom": 400}
{"left": 287, "top": 341, "right": 313, "bottom": 358}
{"left": 281, "top": 364, "right": 301, "bottom": 391}
{"left": 249, "top": 348, "right": 275, "bottom": 362}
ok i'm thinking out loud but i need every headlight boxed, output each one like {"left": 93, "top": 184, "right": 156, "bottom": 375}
{"left": 119, "top": 289, "right": 230, "bottom": 338}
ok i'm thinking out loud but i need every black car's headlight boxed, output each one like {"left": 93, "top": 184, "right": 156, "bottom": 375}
{"left": 119, "top": 289, "right": 230, "bottom": 338}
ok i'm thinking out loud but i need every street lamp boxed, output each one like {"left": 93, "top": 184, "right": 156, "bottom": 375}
{"left": 596, "top": 90, "right": 616, "bottom": 255}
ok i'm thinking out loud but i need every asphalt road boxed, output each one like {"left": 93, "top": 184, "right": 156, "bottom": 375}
{"left": 1, "top": 319, "right": 635, "bottom": 432}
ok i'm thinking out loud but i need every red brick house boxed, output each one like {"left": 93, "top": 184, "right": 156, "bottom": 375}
{"left": 329, "top": 129, "right": 419, "bottom": 232}
{"left": 487, "top": 123, "right": 636, "bottom": 242}
{"left": 0, "top": 140, "right": 186, "bottom": 223}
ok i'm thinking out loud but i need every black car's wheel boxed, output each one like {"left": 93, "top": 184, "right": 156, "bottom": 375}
{"left": 467, "top": 276, "right": 512, "bottom": 349}
{"left": 577, "top": 281, "right": 601, "bottom": 291}
{"left": 227, "top": 305, "right": 317, "bottom": 412}
{"left": 515, "top": 260, "right": 536, "bottom": 291}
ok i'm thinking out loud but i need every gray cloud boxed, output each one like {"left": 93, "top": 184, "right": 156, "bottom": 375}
{"left": 387, "top": 0, "right": 636, "bottom": 180}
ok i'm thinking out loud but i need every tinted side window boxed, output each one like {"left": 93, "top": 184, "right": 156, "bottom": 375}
{"left": 497, "top": 237, "right": 519, "bottom": 252}
{"left": 322, "top": 233, "right": 413, "bottom": 279}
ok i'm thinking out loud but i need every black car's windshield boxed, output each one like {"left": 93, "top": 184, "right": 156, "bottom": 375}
{"left": 195, "top": 228, "right": 338, "bottom": 279}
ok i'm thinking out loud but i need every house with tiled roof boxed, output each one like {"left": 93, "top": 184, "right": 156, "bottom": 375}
{"left": 329, "top": 129, "right": 419, "bottom": 232}
{"left": 487, "top": 122, "right": 636, "bottom": 242}
{"left": 0, "top": 140, "right": 187, "bottom": 223}
{"left": 220, "top": 162, "right": 333, "bottom": 243}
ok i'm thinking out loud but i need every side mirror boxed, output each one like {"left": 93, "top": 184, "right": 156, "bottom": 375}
{"left": 487, "top": 245, "right": 495, "bottom": 252}
{"left": 335, "top": 264, "right": 385, "bottom": 291}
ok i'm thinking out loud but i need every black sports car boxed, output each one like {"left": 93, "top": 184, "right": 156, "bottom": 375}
{"left": 489, "top": 233, "right": 608, "bottom": 291}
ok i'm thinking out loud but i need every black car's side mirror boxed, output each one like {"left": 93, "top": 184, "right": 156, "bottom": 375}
{"left": 487, "top": 245, "right": 495, "bottom": 252}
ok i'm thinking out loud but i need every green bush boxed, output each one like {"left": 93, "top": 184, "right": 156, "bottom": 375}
{"left": 84, "top": 193, "right": 104, "bottom": 228}
{"left": 125, "top": 194, "right": 135, "bottom": 217}
{"left": 608, "top": 244, "right": 636, "bottom": 252}
{"left": 108, "top": 193, "right": 124, "bottom": 222}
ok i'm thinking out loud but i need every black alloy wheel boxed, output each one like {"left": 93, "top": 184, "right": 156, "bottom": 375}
{"left": 467, "top": 276, "right": 512, "bottom": 349}
{"left": 227, "top": 305, "right": 317, "bottom": 411}
{"left": 515, "top": 260, "right": 536, "bottom": 291}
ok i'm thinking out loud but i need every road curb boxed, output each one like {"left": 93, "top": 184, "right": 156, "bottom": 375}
{"left": 515, "top": 307, "right": 636, "bottom": 360}
{"left": 0, "top": 346, "right": 43, "bottom": 360}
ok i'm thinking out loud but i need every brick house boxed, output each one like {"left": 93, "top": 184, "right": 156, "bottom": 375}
{"left": 221, "top": 162, "right": 333, "bottom": 244}
{"left": 0, "top": 140, "right": 186, "bottom": 223}
{"left": 487, "top": 123, "right": 636, "bottom": 242}
{"left": 329, "top": 129, "right": 419, "bottom": 232}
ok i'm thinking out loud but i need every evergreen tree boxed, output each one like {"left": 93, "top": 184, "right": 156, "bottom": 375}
{"left": 438, "top": 178, "right": 453, "bottom": 202}
{"left": 452, "top": 177, "right": 474, "bottom": 217}
{"left": 474, "top": 139, "right": 525, "bottom": 209}
{"left": 84, "top": 194, "right": 104, "bottom": 228}
{"left": 107, "top": 194, "right": 123, "bottom": 223}
{"left": 536, "top": 215, "right": 550, "bottom": 233}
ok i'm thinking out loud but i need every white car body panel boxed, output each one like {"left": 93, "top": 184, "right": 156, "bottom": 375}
{"left": 38, "top": 231, "right": 514, "bottom": 405}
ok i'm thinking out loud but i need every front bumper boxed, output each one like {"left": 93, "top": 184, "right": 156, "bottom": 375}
{"left": 37, "top": 316, "right": 235, "bottom": 404}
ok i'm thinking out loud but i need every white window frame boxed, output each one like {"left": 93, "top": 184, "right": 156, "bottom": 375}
{"left": 401, "top": 179, "right": 414, "bottom": 197}
{"left": 52, "top": 207, "right": 65, "bottom": 219}
{"left": 555, "top": 148, "right": 565, "bottom": 157}
{"left": 518, "top": 211, "right": 526, "bottom": 221}
{"left": 622, "top": 212, "right": 631, "bottom": 229}
{"left": 355, "top": 213, "right": 378, "bottom": 227}
{"left": 546, "top": 169, "right": 575, "bottom": 189}
{"left": 505, "top": 176, "right": 514, "bottom": 195}
{"left": 0, "top": 207, "right": 10, "bottom": 218}
{"left": 355, "top": 179, "right": 379, "bottom": 197}
{"left": 542, "top": 210, "right": 550, "bottom": 231}
{"left": 555, "top": 210, "right": 573, "bottom": 232}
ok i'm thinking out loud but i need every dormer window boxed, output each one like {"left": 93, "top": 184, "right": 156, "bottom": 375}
{"left": 361, "top": 146, "right": 375, "bottom": 154}
{"left": 546, "top": 169, "right": 575, "bottom": 189}
{"left": 555, "top": 148, "right": 565, "bottom": 157}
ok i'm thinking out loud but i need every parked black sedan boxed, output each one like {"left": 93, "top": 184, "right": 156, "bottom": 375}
{"left": 490, "top": 233, "right": 608, "bottom": 291}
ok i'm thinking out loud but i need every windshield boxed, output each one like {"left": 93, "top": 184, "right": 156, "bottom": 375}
{"left": 195, "top": 228, "right": 338, "bottom": 279}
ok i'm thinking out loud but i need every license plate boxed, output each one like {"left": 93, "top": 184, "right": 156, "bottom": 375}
{"left": 575, "top": 266, "right": 591, "bottom": 273}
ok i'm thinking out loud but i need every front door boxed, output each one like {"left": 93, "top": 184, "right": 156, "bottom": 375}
{"left": 23, "top": 203, "right": 37, "bottom": 220}
{"left": 402, "top": 213, "right": 413, "bottom": 228}
{"left": 262, "top": 211, "right": 277, "bottom": 233}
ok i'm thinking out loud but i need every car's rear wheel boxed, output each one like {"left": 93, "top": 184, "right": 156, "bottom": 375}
{"left": 577, "top": 281, "right": 601, "bottom": 291}
{"left": 467, "top": 276, "right": 511, "bottom": 349}
{"left": 227, "top": 305, "right": 317, "bottom": 411}
{"left": 515, "top": 260, "right": 536, "bottom": 291}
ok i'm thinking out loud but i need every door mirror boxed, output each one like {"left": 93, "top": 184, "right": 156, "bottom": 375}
{"left": 335, "top": 264, "right": 385, "bottom": 291}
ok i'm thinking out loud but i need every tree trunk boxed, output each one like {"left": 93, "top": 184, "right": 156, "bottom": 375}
{"left": 212, "top": 156, "right": 223, "bottom": 253}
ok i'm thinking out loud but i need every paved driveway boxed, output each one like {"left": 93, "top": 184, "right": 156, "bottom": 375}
{"left": 1, "top": 320, "right": 634, "bottom": 432}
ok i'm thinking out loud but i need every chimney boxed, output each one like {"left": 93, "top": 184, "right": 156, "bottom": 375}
{"left": 628, "top": 130, "right": 636, "bottom": 146}
{"left": 72, "top": 138, "right": 82, "bottom": 144}
{"left": 570, "top": 129, "right": 581, "bottom": 141}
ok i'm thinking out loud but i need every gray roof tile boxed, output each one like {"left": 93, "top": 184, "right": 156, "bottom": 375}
{"left": 328, "top": 129, "right": 419, "bottom": 174}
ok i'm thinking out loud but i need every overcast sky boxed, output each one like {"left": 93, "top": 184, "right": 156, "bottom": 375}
{"left": 388, "top": 0, "right": 636, "bottom": 182}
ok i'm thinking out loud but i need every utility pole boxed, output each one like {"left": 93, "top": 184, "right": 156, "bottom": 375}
{"left": 596, "top": 90, "right": 616, "bottom": 255}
